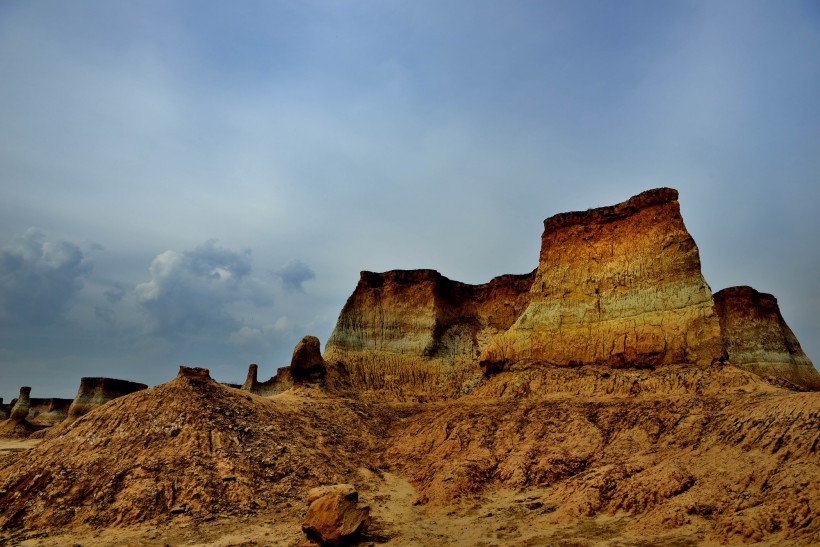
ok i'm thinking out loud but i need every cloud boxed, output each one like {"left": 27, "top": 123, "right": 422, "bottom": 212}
{"left": 135, "top": 240, "right": 271, "bottom": 339}
{"left": 275, "top": 260, "right": 316, "bottom": 292}
{"left": 0, "top": 228, "right": 92, "bottom": 326}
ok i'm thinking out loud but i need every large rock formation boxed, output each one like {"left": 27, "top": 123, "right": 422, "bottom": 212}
{"left": 714, "top": 286, "right": 820, "bottom": 390}
{"left": 66, "top": 377, "right": 148, "bottom": 420}
{"left": 480, "top": 188, "right": 724, "bottom": 371}
{"left": 324, "top": 269, "right": 535, "bottom": 398}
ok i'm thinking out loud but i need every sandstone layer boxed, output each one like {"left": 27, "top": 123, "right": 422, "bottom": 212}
{"left": 66, "top": 377, "right": 148, "bottom": 420}
{"left": 481, "top": 188, "right": 724, "bottom": 371}
{"left": 324, "top": 269, "right": 534, "bottom": 399}
{"left": 714, "top": 286, "right": 820, "bottom": 390}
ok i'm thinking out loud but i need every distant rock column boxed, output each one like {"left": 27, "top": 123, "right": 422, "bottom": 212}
{"left": 9, "top": 387, "right": 31, "bottom": 422}
{"left": 241, "top": 364, "right": 259, "bottom": 392}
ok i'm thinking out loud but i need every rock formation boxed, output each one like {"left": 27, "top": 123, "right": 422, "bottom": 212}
{"left": 0, "top": 387, "right": 37, "bottom": 439}
{"left": 324, "top": 269, "right": 535, "bottom": 399}
{"left": 291, "top": 335, "right": 326, "bottom": 382}
{"left": 241, "top": 363, "right": 293, "bottom": 396}
{"left": 66, "top": 377, "right": 148, "bottom": 420}
{"left": 301, "top": 484, "right": 370, "bottom": 546}
{"left": 8, "top": 387, "right": 31, "bottom": 422}
{"left": 480, "top": 188, "right": 724, "bottom": 372}
{"left": 26, "top": 398, "right": 73, "bottom": 426}
{"left": 0, "top": 398, "right": 6, "bottom": 420}
{"left": 714, "top": 286, "right": 820, "bottom": 390}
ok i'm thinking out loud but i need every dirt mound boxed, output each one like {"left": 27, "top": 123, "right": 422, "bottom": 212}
{"left": 384, "top": 367, "right": 820, "bottom": 544}
{"left": 0, "top": 366, "right": 391, "bottom": 532}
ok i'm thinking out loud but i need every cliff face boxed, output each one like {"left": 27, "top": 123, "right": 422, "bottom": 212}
{"left": 714, "top": 286, "right": 820, "bottom": 390}
{"left": 324, "top": 269, "right": 535, "bottom": 398}
{"left": 67, "top": 377, "right": 148, "bottom": 420}
{"left": 480, "top": 188, "right": 724, "bottom": 371}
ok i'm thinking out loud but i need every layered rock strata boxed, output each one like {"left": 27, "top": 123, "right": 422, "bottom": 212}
{"left": 66, "top": 377, "right": 148, "bottom": 420}
{"left": 714, "top": 286, "right": 820, "bottom": 390}
{"left": 481, "top": 188, "right": 723, "bottom": 371}
{"left": 324, "top": 269, "right": 535, "bottom": 399}
{"left": 26, "top": 398, "right": 73, "bottom": 426}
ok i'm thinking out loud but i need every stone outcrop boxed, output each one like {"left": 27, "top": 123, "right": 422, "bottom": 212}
{"left": 241, "top": 363, "right": 293, "bottom": 396}
{"left": 480, "top": 188, "right": 724, "bottom": 372}
{"left": 291, "top": 336, "right": 326, "bottom": 382}
{"left": 26, "top": 398, "right": 73, "bottom": 426}
{"left": 324, "top": 269, "right": 535, "bottom": 398}
{"left": 66, "top": 377, "right": 148, "bottom": 420}
{"left": 241, "top": 364, "right": 293, "bottom": 397}
{"left": 714, "top": 286, "right": 820, "bottom": 390}
{"left": 302, "top": 484, "right": 370, "bottom": 546}
{"left": 9, "top": 387, "right": 31, "bottom": 422}
{"left": 0, "top": 398, "right": 6, "bottom": 420}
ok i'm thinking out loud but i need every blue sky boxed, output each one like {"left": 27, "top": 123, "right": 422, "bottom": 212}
{"left": 1, "top": 0, "right": 819, "bottom": 400}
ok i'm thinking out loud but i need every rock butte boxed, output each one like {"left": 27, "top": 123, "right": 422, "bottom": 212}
{"left": 324, "top": 188, "right": 818, "bottom": 397}
{"left": 66, "top": 377, "right": 148, "bottom": 420}
{"left": 1, "top": 187, "right": 819, "bottom": 545}
{"left": 714, "top": 286, "right": 820, "bottom": 390}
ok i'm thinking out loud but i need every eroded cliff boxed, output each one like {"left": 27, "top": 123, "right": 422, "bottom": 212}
{"left": 67, "top": 377, "right": 148, "bottom": 420}
{"left": 714, "top": 286, "right": 820, "bottom": 390}
{"left": 481, "top": 188, "right": 724, "bottom": 371}
{"left": 324, "top": 269, "right": 535, "bottom": 399}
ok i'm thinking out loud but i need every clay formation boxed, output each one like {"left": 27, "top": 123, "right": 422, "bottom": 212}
{"left": 714, "top": 285, "right": 820, "bottom": 390}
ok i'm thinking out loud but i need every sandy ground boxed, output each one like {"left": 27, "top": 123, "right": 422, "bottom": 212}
{"left": 2, "top": 458, "right": 718, "bottom": 547}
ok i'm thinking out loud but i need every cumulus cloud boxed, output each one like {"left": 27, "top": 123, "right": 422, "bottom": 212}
{"left": 0, "top": 228, "right": 92, "bottom": 326}
{"left": 135, "top": 240, "right": 272, "bottom": 339}
{"left": 275, "top": 260, "right": 316, "bottom": 292}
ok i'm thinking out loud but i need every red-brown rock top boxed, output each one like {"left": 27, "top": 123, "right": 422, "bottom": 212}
{"left": 542, "top": 187, "right": 679, "bottom": 233}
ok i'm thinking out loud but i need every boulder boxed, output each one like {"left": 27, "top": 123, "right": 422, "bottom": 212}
{"left": 302, "top": 484, "right": 370, "bottom": 545}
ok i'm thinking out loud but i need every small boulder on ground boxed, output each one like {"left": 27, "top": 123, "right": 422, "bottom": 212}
{"left": 301, "top": 483, "right": 370, "bottom": 546}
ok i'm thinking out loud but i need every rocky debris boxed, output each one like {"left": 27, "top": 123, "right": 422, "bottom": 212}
{"left": 9, "top": 387, "right": 31, "bottom": 422}
{"left": 291, "top": 336, "right": 326, "bottom": 382}
{"left": 66, "top": 377, "right": 148, "bottom": 420}
{"left": 481, "top": 188, "right": 723, "bottom": 372}
{"left": 0, "top": 366, "right": 393, "bottom": 531}
{"left": 302, "top": 484, "right": 370, "bottom": 546}
{"left": 385, "top": 368, "right": 820, "bottom": 543}
{"left": 325, "top": 269, "right": 534, "bottom": 399}
{"left": 714, "top": 286, "right": 820, "bottom": 390}
{"left": 241, "top": 363, "right": 293, "bottom": 396}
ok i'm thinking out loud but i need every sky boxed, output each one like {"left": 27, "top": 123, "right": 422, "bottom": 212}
{"left": 1, "top": 0, "right": 819, "bottom": 401}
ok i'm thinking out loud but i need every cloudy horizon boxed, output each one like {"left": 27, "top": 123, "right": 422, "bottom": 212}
{"left": 2, "top": 1, "right": 819, "bottom": 401}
